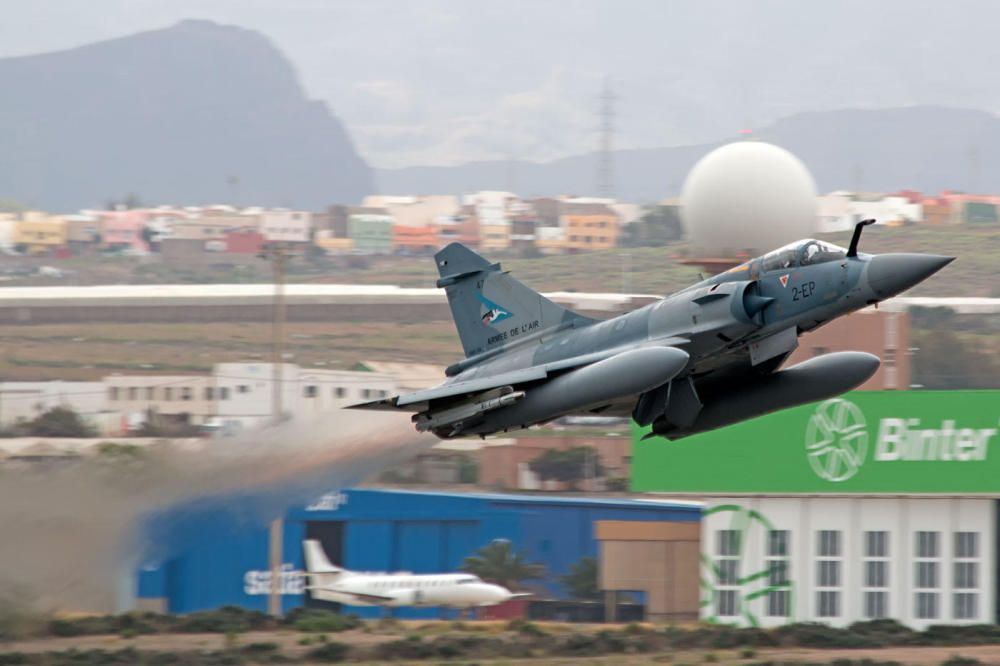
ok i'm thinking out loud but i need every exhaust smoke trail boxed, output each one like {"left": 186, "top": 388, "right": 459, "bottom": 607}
{"left": 0, "top": 411, "right": 435, "bottom": 612}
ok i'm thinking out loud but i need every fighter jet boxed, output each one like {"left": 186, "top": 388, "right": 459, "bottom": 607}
{"left": 352, "top": 220, "right": 952, "bottom": 440}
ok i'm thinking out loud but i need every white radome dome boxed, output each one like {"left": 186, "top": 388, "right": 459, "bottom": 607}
{"left": 680, "top": 141, "right": 817, "bottom": 256}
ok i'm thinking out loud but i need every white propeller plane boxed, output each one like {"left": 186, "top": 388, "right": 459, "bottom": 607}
{"left": 302, "top": 539, "right": 530, "bottom": 608}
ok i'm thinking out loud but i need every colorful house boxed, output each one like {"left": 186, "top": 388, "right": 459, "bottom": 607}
{"left": 14, "top": 212, "right": 67, "bottom": 254}
{"left": 560, "top": 203, "right": 619, "bottom": 252}
{"left": 99, "top": 210, "right": 150, "bottom": 254}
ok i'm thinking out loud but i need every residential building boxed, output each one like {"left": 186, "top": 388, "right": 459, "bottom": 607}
{"left": 530, "top": 197, "right": 563, "bottom": 226}
{"left": 260, "top": 210, "right": 312, "bottom": 244}
{"left": 921, "top": 196, "right": 951, "bottom": 226}
{"left": 534, "top": 225, "right": 568, "bottom": 254}
{"left": 15, "top": 212, "right": 67, "bottom": 253}
{"left": 0, "top": 213, "right": 18, "bottom": 251}
{"left": 510, "top": 212, "right": 537, "bottom": 255}
{"left": 392, "top": 224, "right": 439, "bottom": 254}
{"left": 64, "top": 214, "right": 101, "bottom": 251}
{"left": 362, "top": 195, "right": 458, "bottom": 228}
{"left": 561, "top": 202, "right": 619, "bottom": 251}
{"left": 436, "top": 206, "right": 480, "bottom": 248}
{"left": 312, "top": 205, "right": 349, "bottom": 238}
{"left": 347, "top": 209, "right": 393, "bottom": 254}
{"left": 478, "top": 221, "right": 511, "bottom": 252}
{"left": 313, "top": 231, "right": 354, "bottom": 255}
{"left": 99, "top": 210, "right": 149, "bottom": 254}
{"left": 224, "top": 228, "right": 266, "bottom": 254}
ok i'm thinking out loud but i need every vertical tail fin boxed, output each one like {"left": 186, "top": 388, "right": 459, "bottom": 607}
{"left": 303, "top": 539, "right": 344, "bottom": 588}
{"left": 434, "top": 243, "right": 593, "bottom": 359}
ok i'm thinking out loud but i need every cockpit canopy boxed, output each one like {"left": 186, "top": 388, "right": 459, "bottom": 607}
{"left": 760, "top": 239, "right": 847, "bottom": 273}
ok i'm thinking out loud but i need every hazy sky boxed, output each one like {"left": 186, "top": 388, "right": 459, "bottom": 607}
{"left": 3, "top": 0, "right": 1000, "bottom": 168}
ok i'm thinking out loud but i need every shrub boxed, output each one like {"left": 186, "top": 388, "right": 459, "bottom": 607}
{"left": 374, "top": 635, "right": 437, "bottom": 660}
{"left": 774, "top": 622, "right": 883, "bottom": 648}
{"left": 174, "top": 606, "right": 273, "bottom": 634}
{"left": 305, "top": 642, "right": 350, "bottom": 662}
{"left": 282, "top": 608, "right": 359, "bottom": 633}
{"left": 506, "top": 618, "right": 546, "bottom": 637}
{"left": 741, "top": 648, "right": 757, "bottom": 658}
{"left": 941, "top": 657, "right": 983, "bottom": 666}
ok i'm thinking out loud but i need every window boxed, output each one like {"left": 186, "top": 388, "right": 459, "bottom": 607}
{"left": 917, "top": 562, "right": 938, "bottom": 588}
{"left": 304, "top": 385, "right": 318, "bottom": 398}
{"left": 128, "top": 387, "right": 138, "bottom": 400}
{"left": 955, "top": 532, "right": 978, "bottom": 559}
{"left": 362, "top": 389, "right": 372, "bottom": 399}
{"left": 109, "top": 387, "right": 119, "bottom": 401}
{"left": 955, "top": 593, "right": 978, "bottom": 620}
{"left": 768, "top": 530, "right": 789, "bottom": 557}
{"left": 917, "top": 531, "right": 939, "bottom": 558}
{"left": 865, "top": 531, "right": 888, "bottom": 558}
{"left": 145, "top": 387, "right": 155, "bottom": 400}
{"left": 238, "top": 385, "right": 250, "bottom": 394}
{"left": 865, "top": 591, "right": 887, "bottom": 619}
{"left": 816, "top": 530, "right": 842, "bottom": 618}
{"left": 818, "top": 590, "right": 840, "bottom": 617}
{"left": 718, "top": 530, "right": 740, "bottom": 556}
{"left": 863, "top": 531, "right": 889, "bottom": 618}
{"left": 714, "top": 529, "right": 740, "bottom": 617}
{"left": 819, "top": 530, "right": 841, "bottom": 557}
{"left": 220, "top": 387, "right": 230, "bottom": 401}
{"left": 164, "top": 387, "right": 173, "bottom": 401}
{"left": 205, "top": 387, "right": 214, "bottom": 400}
{"left": 955, "top": 562, "right": 977, "bottom": 588}
{"left": 717, "top": 560, "right": 739, "bottom": 585}
{"left": 181, "top": 387, "right": 192, "bottom": 401}
{"left": 818, "top": 560, "right": 840, "bottom": 587}
{"left": 765, "top": 529, "right": 791, "bottom": 618}
{"left": 953, "top": 531, "right": 981, "bottom": 620}
{"left": 865, "top": 561, "right": 887, "bottom": 587}
{"left": 334, "top": 387, "right": 347, "bottom": 398}
{"left": 916, "top": 592, "right": 938, "bottom": 619}
{"left": 716, "top": 589, "right": 738, "bottom": 617}
{"left": 914, "top": 531, "right": 940, "bottom": 620}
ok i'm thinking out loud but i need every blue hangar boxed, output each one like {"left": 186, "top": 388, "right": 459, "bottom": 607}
{"left": 136, "top": 488, "right": 700, "bottom": 618}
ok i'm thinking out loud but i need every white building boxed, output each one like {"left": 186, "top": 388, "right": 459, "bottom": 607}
{"left": 361, "top": 195, "right": 458, "bottom": 228}
{"left": 259, "top": 210, "right": 312, "bottom": 243}
{"left": 212, "top": 363, "right": 396, "bottom": 432}
{"left": 817, "top": 192, "right": 923, "bottom": 233}
{"left": 702, "top": 496, "right": 992, "bottom": 628}
{"left": 103, "top": 374, "right": 215, "bottom": 429}
{"left": 0, "top": 381, "right": 107, "bottom": 428}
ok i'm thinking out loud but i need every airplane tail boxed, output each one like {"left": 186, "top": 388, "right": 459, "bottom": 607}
{"left": 303, "top": 539, "right": 344, "bottom": 588}
{"left": 434, "top": 243, "right": 594, "bottom": 359}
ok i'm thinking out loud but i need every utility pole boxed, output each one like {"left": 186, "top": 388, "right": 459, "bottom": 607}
{"left": 258, "top": 241, "right": 291, "bottom": 618}
{"left": 269, "top": 244, "right": 288, "bottom": 427}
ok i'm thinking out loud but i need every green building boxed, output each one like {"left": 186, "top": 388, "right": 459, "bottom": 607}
{"left": 633, "top": 390, "right": 1000, "bottom": 629}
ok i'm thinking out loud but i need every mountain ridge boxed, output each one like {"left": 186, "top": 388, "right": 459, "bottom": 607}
{"left": 0, "top": 19, "right": 373, "bottom": 211}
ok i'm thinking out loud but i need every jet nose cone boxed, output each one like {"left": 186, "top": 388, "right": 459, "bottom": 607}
{"left": 866, "top": 253, "right": 954, "bottom": 299}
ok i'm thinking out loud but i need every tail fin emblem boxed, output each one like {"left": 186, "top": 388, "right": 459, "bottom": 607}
{"left": 478, "top": 295, "right": 513, "bottom": 326}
